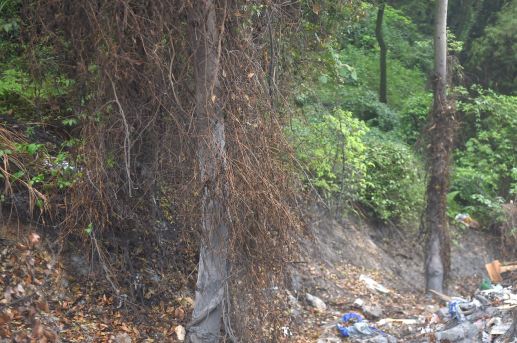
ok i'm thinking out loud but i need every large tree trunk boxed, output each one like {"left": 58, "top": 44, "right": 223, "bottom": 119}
{"left": 425, "top": 0, "right": 452, "bottom": 294}
{"left": 186, "top": 0, "right": 229, "bottom": 342}
{"left": 376, "top": 2, "right": 387, "bottom": 104}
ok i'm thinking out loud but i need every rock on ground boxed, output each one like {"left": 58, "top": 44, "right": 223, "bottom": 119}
{"left": 362, "top": 303, "right": 383, "bottom": 318}
{"left": 114, "top": 333, "right": 132, "bottom": 343}
{"left": 434, "top": 322, "right": 477, "bottom": 342}
{"left": 306, "top": 293, "right": 327, "bottom": 311}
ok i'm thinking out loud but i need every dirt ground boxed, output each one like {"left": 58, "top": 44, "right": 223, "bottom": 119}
{"left": 0, "top": 210, "right": 503, "bottom": 342}
{"left": 288, "top": 213, "right": 503, "bottom": 342}
{"left": 296, "top": 214, "right": 499, "bottom": 296}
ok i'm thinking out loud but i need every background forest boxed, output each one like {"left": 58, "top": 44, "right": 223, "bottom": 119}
{"left": 2, "top": 0, "right": 517, "bottom": 341}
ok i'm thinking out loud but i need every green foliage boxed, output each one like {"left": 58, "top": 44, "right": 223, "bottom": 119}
{"left": 389, "top": 0, "right": 435, "bottom": 35}
{"left": 398, "top": 91, "right": 432, "bottom": 145}
{"left": 451, "top": 87, "right": 517, "bottom": 222}
{"left": 288, "top": 3, "right": 431, "bottom": 226}
{"left": 304, "top": 4, "right": 431, "bottom": 138}
{"left": 83, "top": 223, "right": 93, "bottom": 234}
{"left": 342, "top": 5, "right": 434, "bottom": 74}
{"left": 362, "top": 135, "right": 425, "bottom": 225}
{"left": 288, "top": 106, "right": 425, "bottom": 225}
{"left": 467, "top": 1, "right": 517, "bottom": 95}
{"left": 288, "top": 108, "right": 368, "bottom": 197}
{"left": 0, "top": 0, "right": 22, "bottom": 39}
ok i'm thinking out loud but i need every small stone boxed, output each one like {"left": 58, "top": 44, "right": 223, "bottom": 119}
{"left": 362, "top": 303, "right": 383, "bottom": 318}
{"left": 372, "top": 336, "right": 388, "bottom": 343}
{"left": 305, "top": 293, "right": 327, "bottom": 311}
{"left": 114, "top": 333, "right": 132, "bottom": 343}
{"left": 434, "top": 321, "right": 477, "bottom": 342}
{"left": 485, "top": 307, "right": 500, "bottom": 317}
{"left": 288, "top": 294, "right": 298, "bottom": 306}
{"left": 353, "top": 298, "right": 364, "bottom": 307}
{"left": 387, "top": 335, "right": 397, "bottom": 343}
{"left": 435, "top": 307, "right": 449, "bottom": 320}
{"left": 317, "top": 338, "right": 341, "bottom": 343}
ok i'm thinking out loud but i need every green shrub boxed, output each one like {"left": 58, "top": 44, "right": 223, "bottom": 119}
{"left": 288, "top": 108, "right": 368, "bottom": 201}
{"left": 398, "top": 91, "right": 432, "bottom": 145}
{"left": 362, "top": 135, "right": 425, "bottom": 226}
{"left": 451, "top": 87, "right": 517, "bottom": 223}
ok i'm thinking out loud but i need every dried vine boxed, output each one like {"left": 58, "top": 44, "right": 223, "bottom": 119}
{"left": 17, "top": 0, "right": 309, "bottom": 340}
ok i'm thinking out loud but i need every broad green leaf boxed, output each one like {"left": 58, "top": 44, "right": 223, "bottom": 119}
{"left": 318, "top": 75, "right": 328, "bottom": 84}
{"left": 11, "top": 171, "right": 24, "bottom": 180}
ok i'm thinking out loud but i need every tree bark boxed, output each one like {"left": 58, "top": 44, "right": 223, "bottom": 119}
{"left": 425, "top": 0, "right": 452, "bottom": 294}
{"left": 375, "top": 2, "right": 387, "bottom": 104}
{"left": 187, "top": 0, "right": 229, "bottom": 342}
{"left": 433, "top": 0, "right": 447, "bottom": 103}
{"left": 455, "top": 0, "right": 470, "bottom": 39}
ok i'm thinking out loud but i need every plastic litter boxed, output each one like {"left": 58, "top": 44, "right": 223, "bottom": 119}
{"left": 377, "top": 318, "right": 418, "bottom": 325}
{"left": 353, "top": 298, "right": 364, "bottom": 307}
{"left": 491, "top": 322, "right": 512, "bottom": 335}
{"left": 448, "top": 298, "right": 469, "bottom": 322}
{"left": 338, "top": 322, "right": 375, "bottom": 337}
{"left": 359, "top": 275, "right": 390, "bottom": 294}
{"left": 480, "top": 277, "right": 493, "bottom": 290}
{"left": 337, "top": 313, "right": 386, "bottom": 338}
{"left": 455, "top": 213, "right": 479, "bottom": 228}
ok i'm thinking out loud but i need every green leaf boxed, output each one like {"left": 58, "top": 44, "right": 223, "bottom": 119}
{"left": 446, "top": 191, "right": 461, "bottom": 203}
{"left": 318, "top": 75, "right": 328, "bottom": 84}
{"left": 350, "top": 70, "right": 358, "bottom": 81}
{"left": 338, "top": 67, "right": 347, "bottom": 77}
{"left": 11, "top": 171, "right": 24, "bottom": 180}
{"left": 83, "top": 223, "right": 93, "bottom": 234}
{"left": 27, "top": 144, "right": 38, "bottom": 156}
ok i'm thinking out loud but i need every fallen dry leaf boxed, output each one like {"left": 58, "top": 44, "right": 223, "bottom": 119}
{"left": 33, "top": 320, "right": 44, "bottom": 338}
{"left": 17, "top": 243, "right": 28, "bottom": 251}
{"left": 29, "top": 233, "right": 41, "bottom": 247}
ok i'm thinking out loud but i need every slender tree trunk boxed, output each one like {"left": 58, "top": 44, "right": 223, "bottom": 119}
{"left": 187, "top": 0, "right": 229, "bottom": 342}
{"left": 376, "top": 2, "right": 387, "bottom": 104}
{"left": 425, "top": 0, "right": 452, "bottom": 294}
{"left": 335, "top": 137, "right": 347, "bottom": 220}
{"left": 455, "top": 0, "right": 470, "bottom": 38}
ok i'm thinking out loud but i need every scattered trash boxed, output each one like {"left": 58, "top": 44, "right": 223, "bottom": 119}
{"left": 317, "top": 337, "right": 341, "bottom": 343}
{"left": 359, "top": 275, "right": 390, "bottom": 294}
{"left": 281, "top": 326, "right": 292, "bottom": 337}
{"left": 305, "top": 264, "right": 516, "bottom": 341}
{"left": 376, "top": 318, "right": 418, "bottom": 325}
{"left": 429, "top": 289, "right": 455, "bottom": 302}
{"left": 353, "top": 298, "right": 364, "bottom": 307}
{"left": 449, "top": 299, "right": 465, "bottom": 322}
{"left": 455, "top": 213, "right": 479, "bottom": 228}
{"left": 174, "top": 325, "right": 186, "bottom": 341}
{"left": 336, "top": 313, "right": 385, "bottom": 338}
{"left": 485, "top": 259, "right": 517, "bottom": 283}
{"left": 338, "top": 321, "right": 375, "bottom": 338}
{"left": 491, "top": 322, "right": 513, "bottom": 335}
{"left": 306, "top": 293, "right": 327, "bottom": 311}
{"left": 480, "top": 277, "right": 493, "bottom": 290}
